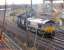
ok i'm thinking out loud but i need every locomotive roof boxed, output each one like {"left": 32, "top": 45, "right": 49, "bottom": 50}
{"left": 45, "top": 20, "right": 55, "bottom": 24}
{"left": 17, "top": 13, "right": 31, "bottom": 18}
{"left": 17, "top": 13, "right": 26, "bottom": 17}
{"left": 27, "top": 17, "right": 50, "bottom": 24}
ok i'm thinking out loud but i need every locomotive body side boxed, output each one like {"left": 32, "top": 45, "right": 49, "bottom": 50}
{"left": 17, "top": 16, "right": 56, "bottom": 38}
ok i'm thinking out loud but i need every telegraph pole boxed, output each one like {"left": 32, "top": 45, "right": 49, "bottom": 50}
{"left": 0, "top": 0, "right": 6, "bottom": 41}
{"left": 2, "top": 0, "right": 6, "bottom": 34}
{"left": 63, "top": 0, "right": 64, "bottom": 8}
{"left": 50, "top": 0, "right": 53, "bottom": 17}
{"left": 31, "top": 0, "right": 32, "bottom": 11}
{"left": 31, "top": 0, "right": 32, "bottom": 17}
{"left": 42, "top": 0, "right": 45, "bottom": 14}
{"left": 26, "top": 0, "right": 33, "bottom": 48}
{"left": 12, "top": 2, "right": 15, "bottom": 22}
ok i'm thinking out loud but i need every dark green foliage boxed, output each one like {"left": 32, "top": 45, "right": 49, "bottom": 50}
{"left": 60, "top": 18, "right": 64, "bottom": 22}
{"left": 10, "top": 13, "right": 16, "bottom": 16}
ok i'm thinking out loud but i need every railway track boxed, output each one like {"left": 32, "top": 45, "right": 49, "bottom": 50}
{"left": 0, "top": 19, "right": 64, "bottom": 50}
{"left": 35, "top": 30, "right": 64, "bottom": 50}
{"left": 4, "top": 24, "right": 64, "bottom": 50}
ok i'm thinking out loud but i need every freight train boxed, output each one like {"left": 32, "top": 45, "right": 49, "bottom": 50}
{"left": 17, "top": 14, "right": 58, "bottom": 38}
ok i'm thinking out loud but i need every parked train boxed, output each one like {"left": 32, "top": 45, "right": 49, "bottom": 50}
{"left": 17, "top": 14, "right": 57, "bottom": 38}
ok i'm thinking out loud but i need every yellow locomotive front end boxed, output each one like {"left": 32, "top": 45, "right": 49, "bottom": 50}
{"left": 43, "top": 25, "right": 55, "bottom": 33}
{"left": 40, "top": 20, "right": 56, "bottom": 38}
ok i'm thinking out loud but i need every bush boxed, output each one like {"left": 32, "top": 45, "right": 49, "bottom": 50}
{"left": 60, "top": 18, "right": 64, "bottom": 22}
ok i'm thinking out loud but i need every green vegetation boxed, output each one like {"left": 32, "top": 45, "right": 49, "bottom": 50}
{"left": 59, "top": 26, "right": 64, "bottom": 30}
{"left": 59, "top": 18, "right": 64, "bottom": 30}
{"left": 10, "top": 12, "right": 16, "bottom": 16}
{"left": 60, "top": 18, "right": 64, "bottom": 22}
{"left": 10, "top": 8, "right": 31, "bottom": 16}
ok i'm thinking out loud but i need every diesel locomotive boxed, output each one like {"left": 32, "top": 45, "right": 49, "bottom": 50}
{"left": 17, "top": 14, "right": 57, "bottom": 38}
